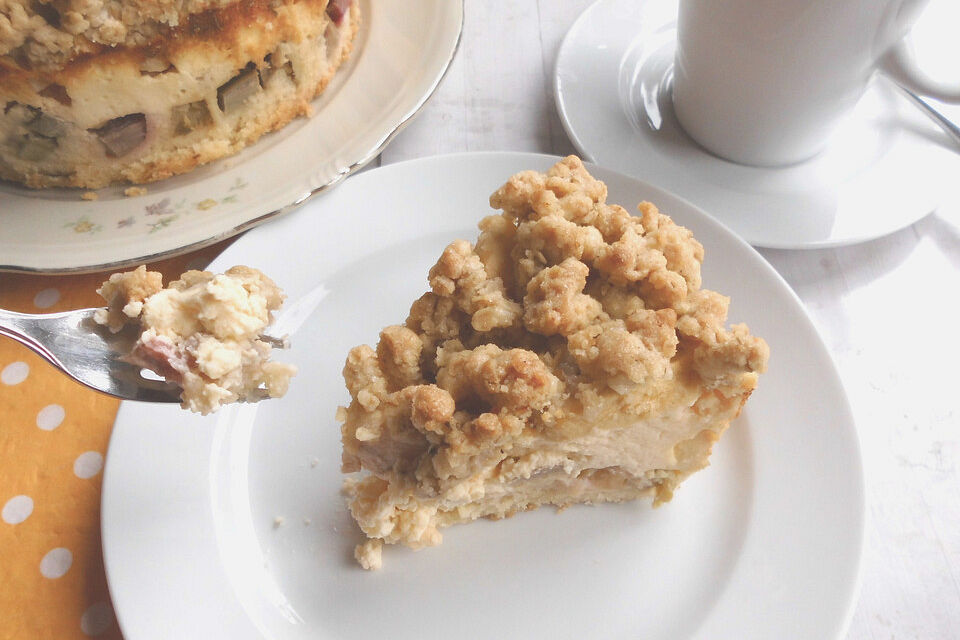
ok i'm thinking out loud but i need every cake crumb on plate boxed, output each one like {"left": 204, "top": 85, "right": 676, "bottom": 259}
{"left": 354, "top": 539, "right": 382, "bottom": 571}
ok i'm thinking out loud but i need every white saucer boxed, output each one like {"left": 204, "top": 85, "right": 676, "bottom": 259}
{"left": 103, "top": 153, "right": 863, "bottom": 640}
{"left": 554, "top": 0, "right": 960, "bottom": 249}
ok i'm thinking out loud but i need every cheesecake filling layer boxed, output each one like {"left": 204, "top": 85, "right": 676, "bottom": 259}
{"left": 345, "top": 385, "right": 746, "bottom": 549}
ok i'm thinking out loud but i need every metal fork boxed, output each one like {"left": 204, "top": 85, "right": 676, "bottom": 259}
{"left": 895, "top": 84, "right": 960, "bottom": 149}
{"left": 1, "top": 307, "right": 290, "bottom": 403}
{"left": 0, "top": 307, "right": 184, "bottom": 402}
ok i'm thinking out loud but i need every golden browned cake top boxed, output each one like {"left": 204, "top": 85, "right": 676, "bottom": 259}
{"left": 340, "top": 156, "right": 769, "bottom": 472}
{"left": 0, "top": 0, "right": 339, "bottom": 69}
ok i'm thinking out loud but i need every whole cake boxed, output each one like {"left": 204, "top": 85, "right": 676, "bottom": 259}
{"left": 0, "top": 0, "right": 359, "bottom": 188}
{"left": 339, "top": 156, "right": 769, "bottom": 569}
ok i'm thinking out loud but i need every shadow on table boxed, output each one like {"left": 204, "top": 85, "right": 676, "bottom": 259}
{"left": 758, "top": 218, "right": 919, "bottom": 297}
{"left": 917, "top": 212, "right": 960, "bottom": 272}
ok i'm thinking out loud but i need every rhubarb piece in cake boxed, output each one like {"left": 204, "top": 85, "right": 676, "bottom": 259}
{"left": 338, "top": 156, "right": 768, "bottom": 569}
{"left": 95, "top": 264, "right": 297, "bottom": 414}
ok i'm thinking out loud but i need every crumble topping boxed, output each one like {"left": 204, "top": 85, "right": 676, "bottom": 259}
{"left": 0, "top": 0, "right": 355, "bottom": 69}
{"left": 95, "top": 264, "right": 296, "bottom": 414}
{"left": 1, "top": 0, "right": 261, "bottom": 68}
{"left": 339, "top": 156, "right": 769, "bottom": 566}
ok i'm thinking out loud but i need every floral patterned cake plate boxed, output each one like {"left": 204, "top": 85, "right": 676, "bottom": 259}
{"left": 0, "top": 0, "right": 463, "bottom": 273}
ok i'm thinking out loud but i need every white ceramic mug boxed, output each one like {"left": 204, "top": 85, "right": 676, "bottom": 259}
{"left": 672, "top": 0, "right": 960, "bottom": 166}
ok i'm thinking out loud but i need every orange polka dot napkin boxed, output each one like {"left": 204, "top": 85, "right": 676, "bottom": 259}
{"left": 0, "top": 241, "right": 230, "bottom": 640}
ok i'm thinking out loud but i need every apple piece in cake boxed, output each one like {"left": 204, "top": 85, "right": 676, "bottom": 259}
{"left": 338, "top": 156, "right": 768, "bottom": 569}
{"left": 95, "top": 264, "right": 296, "bottom": 414}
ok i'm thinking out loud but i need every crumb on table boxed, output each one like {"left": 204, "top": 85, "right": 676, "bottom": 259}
{"left": 124, "top": 186, "right": 148, "bottom": 197}
{"left": 81, "top": 191, "right": 99, "bottom": 201}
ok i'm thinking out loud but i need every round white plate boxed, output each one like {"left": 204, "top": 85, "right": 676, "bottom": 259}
{"left": 0, "top": 0, "right": 462, "bottom": 274}
{"left": 554, "top": 0, "right": 960, "bottom": 249}
{"left": 102, "top": 152, "right": 864, "bottom": 639}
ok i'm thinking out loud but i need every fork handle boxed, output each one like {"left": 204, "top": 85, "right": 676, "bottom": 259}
{"left": 0, "top": 309, "right": 65, "bottom": 372}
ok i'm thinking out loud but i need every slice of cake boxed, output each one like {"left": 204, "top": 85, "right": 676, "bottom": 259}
{"left": 95, "top": 264, "right": 297, "bottom": 414}
{"left": 338, "top": 156, "right": 769, "bottom": 569}
{"left": 0, "top": 0, "right": 359, "bottom": 188}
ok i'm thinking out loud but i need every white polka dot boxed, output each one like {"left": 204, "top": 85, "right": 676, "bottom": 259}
{"left": 2, "top": 495, "right": 33, "bottom": 524}
{"left": 36, "top": 404, "right": 65, "bottom": 431}
{"left": 40, "top": 547, "right": 72, "bottom": 578}
{"left": 80, "top": 602, "right": 114, "bottom": 636}
{"left": 33, "top": 287, "right": 61, "bottom": 309}
{"left": 74, "top": 451, "right": 104, "bottom": 479}
{"left": 1, "top": 361, "right": 29, "bottom": 385}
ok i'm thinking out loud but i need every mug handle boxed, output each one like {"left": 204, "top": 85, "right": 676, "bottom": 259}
{"left": 880, "top": 40, "right": 960, "bottom": 103}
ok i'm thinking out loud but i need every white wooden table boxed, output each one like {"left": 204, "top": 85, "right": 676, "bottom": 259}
{"left": 379, "top": 2, "right": 960, "bottom": 637}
